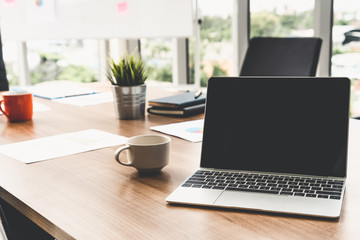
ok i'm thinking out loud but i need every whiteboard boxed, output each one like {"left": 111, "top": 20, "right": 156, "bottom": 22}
{"left": 0, "top": 0, "right": 193, "bottom": 40}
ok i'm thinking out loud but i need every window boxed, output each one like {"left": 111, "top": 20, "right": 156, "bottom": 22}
{"left": 26, "top": 39, "right": 99, "bottom": 85}
{"left": 3, "top": 39, "right": 99, "bottom": 86}
{"left": 250, "top": 0, "right": 315, "bottom": 37}
{"left": 333, "top": 0, "right": 360, "bottom": 117}
{"left": 195, "top": 0, "right": 233, "bottom": 87}
{"left": 140, "top": 38, "right": 173, "bottom": 86}
{"left": 2, "top": 40, "right": 18, "bottom": 86}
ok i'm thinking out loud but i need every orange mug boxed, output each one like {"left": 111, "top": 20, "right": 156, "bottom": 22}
{"left": 0, "top": 91, "right": 33, "bottom": 122}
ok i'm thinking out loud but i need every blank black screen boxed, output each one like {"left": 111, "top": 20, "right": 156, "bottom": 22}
{"left": 200, "top": 77, "right": 350, "bottom": 177}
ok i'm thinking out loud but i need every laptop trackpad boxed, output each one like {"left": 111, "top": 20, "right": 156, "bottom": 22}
{"left": 214, "top": 191, "right": 286, "bottom": 211}
{"left": 167, "top": 187, "right": 223, "bottom": 205}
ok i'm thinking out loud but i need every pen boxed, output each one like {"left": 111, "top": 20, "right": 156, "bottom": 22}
{"left": 194, "top": 89, "right": 202, "bottom": 99}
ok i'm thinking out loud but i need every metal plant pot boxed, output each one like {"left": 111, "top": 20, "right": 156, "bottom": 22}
{"left": 111, "top": 84, "right": 146, "bottom": 120}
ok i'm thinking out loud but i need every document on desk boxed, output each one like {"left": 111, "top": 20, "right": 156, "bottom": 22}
{"left": 0, "top": 129, "right": 127, "bottom": 164}
{"left": 16, "top": 83, "right": 97, "bottom": 100}
{"left": 150, "top": 119, "right": 204, "bottom": 142}
{"left": 52, "top": 92, "right": 113, "bottom": 106}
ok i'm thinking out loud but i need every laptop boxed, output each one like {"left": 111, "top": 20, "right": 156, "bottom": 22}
{"left": 166, "top": 77, "right": 350, "bottom": 218}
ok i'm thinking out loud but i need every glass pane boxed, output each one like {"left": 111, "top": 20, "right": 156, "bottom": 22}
{"left": 140, "top": 38, "right": 173, "bottom": 86}
{"left": 250, "top": 0, "right": 315, "bottom": 37}
{"left": 333, "top": 0, "right": 360, "bottom": 117}
{"left": 26, "top": 39, "right": 99, "bottom": 85}
{"left": 2, "top": 40, "right": 19, "bottom": 86}
{"left": 195, "top": 0, "right": 233, "bottom": 87}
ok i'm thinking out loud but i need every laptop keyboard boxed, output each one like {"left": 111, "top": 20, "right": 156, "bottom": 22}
{"left": 182, "top": 170, "right": 344, "bottom": 200}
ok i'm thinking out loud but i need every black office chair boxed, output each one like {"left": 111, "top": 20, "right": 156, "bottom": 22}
{"left": 240, "top": 37, "right": 322, "bottom": 77}
{"left": 0, "top": 31, "right": 9, "bottom": 91}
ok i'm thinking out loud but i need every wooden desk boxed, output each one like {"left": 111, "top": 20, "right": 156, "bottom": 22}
{"left": 1, "top": 84, "right": 360, "bottom": 239}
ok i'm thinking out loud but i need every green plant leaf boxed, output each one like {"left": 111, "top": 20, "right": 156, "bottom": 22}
{"left": 107, "top": 52, "right": 147, "bottom": 86}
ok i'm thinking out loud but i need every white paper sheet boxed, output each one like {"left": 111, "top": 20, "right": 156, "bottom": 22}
{"left": 151, "top": 119, "right": 204, "bottom": 142}
{"left": 11, "top": 81, "right": 98, "bottom": 100}
{"left": 33, "top": 102, "right": 51, "bottom": 112}
{"left": 19, "top": 84, "right": 97, "bottom": 100}
{"left": 52, "top": 92, "right": 113, "bottom": 106}
{"left": 0, "top": 129, "right": 127, "bottom": 163}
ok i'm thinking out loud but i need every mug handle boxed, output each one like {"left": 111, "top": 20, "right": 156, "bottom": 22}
{"left": 114, "top": 144, "right": 133, "bottom": 166}
{"left": 0, "top": 100, "right": 9, "bottom": 118}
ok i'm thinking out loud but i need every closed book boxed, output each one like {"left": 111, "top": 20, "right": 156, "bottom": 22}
{"left": 147, "top": 103, "right": 205, "bottom": 117}
{"left": 148, "top": 91, "right": 206, "bottom": 109}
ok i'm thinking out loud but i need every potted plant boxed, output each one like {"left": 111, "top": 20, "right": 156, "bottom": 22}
{"left": 107, "top": 53, "right": 148, "bottom": 119}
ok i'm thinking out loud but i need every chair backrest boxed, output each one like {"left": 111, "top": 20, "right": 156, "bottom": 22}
{"left": 0, "top": 31, "right": 9, "bottom": 91}
{"left": 240, "top": 37, "right": 322, "bottom": 77}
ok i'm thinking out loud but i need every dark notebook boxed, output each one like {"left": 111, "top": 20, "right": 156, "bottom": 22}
{"left": 148, "top": 91, "right": 206, "bottom": 109}
{"left": 147, "top": 103, "right": 205, "bottom": 117}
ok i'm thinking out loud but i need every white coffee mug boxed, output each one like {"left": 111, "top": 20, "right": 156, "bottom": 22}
{"left": 115, "top": 134, "right": 171, "bottom": 173}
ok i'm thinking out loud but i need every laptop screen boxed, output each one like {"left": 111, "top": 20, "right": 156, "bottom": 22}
{"left": 200, "top": 77, "right": 350, "bottom": 178}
